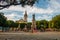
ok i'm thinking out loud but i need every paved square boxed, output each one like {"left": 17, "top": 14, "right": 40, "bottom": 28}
{"left": 0, "top": 32, "right": 60, "bottom": 40}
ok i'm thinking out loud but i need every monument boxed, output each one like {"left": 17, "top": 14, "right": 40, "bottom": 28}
{"left": 31, "top": 14, "right": 37, "bottom": 32}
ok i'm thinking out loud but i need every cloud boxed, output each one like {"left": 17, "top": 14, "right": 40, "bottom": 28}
{"left": 4, "top": 13, "right": 15, "bottom": 20}
{"left": 2, "top": 5, "right": 53, "bottom": 14}
{"left": 49, "top": 0, "right": 60, "bottom": 13}
{"left": 37, "top": 15, "right": 52, "bottom": 21}
{"left": 28, "top": 18, "right": 32, "bottom": 22}
{"left": 4, "top": 12, "right": 23, "bottom": 21}
{"left": 0, "top": 0, "right": 60, "bottom": 22}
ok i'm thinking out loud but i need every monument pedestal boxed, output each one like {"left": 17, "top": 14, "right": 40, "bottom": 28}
{"left": 31, "top": 25, "right": 37, "bottom": 33}
{"left": 23, "top": 25, "right": 27, "bottom": 32}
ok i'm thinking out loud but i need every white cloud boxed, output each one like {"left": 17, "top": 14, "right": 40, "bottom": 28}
{"left": 4, "top": 12, "right": 23, "bottom": 21}
{"left": 49, "top": 0, "right": 60, "bottom": 12}
{"left": 4, "top": 13, "right": 15, "bottom": 20}
{"left": 28, "top": 18, "right": 32, "bottom": 22}
{"left": 1, "top": 5, "right": 54, "bottom": 21}
{"left": 2, "top": 5, "right": 53, "bottom": 14}
{"left": 1, "top": 0, "right": 60, "bottom": 21}
{"left": 37, "top": 15, "right": 52, "bottom": 21}
{"left": 4, "top": 13, "right": 16, "bottom": 21}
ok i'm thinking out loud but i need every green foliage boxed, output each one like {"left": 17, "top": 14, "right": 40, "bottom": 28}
{"left": 27, "top": 22, "right": 32, "bottom": 30}
{"left": 36, "top": 20, "right": 48, "bottom": 30}
{"left": 0, "top": 12, "right": 60, "bottom": 30}
{"left": 40, "top": 20, "right": 48, "bottom": 29}
{"left": 52, "top": 15, "right": 60, "bottom": 29}
{"left": 36, "top": 21, "right": 40, "bottom": 29}
{"left": 19, "top": 0, "right": 38, "bottom": 7}
{"left": 6, "top": 20, "right": 15, "bottom": 27}
{"left": 6, "top": 20, "right": 19, "bottom": 28}
{"left": 0, "top": 13, "right": 7, "bottom": 27}
{"left": 20, "top": 23, "right": 26, "bottom": 29}
{"left": 0, "top": 0, "right": 39, "bottom": 9}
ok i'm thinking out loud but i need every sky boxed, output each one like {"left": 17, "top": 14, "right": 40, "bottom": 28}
{"left": 0, "top": 0, "right": 60, "bottom": 22}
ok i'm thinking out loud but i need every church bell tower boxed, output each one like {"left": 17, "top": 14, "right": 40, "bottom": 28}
{"left": 24, "top": 11, "right": 28, "bottom": 23}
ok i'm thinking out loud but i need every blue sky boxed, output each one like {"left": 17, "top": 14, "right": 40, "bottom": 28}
{"left": 0, "top": 0, "right": 60, "bottom": 22}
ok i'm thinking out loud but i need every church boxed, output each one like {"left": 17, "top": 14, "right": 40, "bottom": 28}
{"left": 16, "top": 11, "right": 37, "bottom": 32}
{"left": 16, "top": 11, "right": 28, "bottom": 23}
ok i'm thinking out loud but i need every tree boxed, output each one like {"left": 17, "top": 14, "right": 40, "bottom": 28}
{"left": 27, "top": 22, "right": 32, "bottom": 30}
{"left": 5, "top": 20, "right": 19, "bottom": 31}
{"left": 36, "top": 21, "right": 40, "bottom": 30}
{"left": 40, "top": 20, "right": 48, "bottom": 29}
{"left": 0, "top": 0, "right": 51, "bottom": 10}
{"left": 0, "top": 12, "right": 7, "bottom": 27}
{"left": 0, "top": 12, "right": 7, "bottom": 31}
{"left": 0, "top": 0, "right": 38, "bottom": 9}
{"left": 19, "top": 23, "right": 26, "bottom": 30}
{"left": 6, "top": 20, "right": 18, "bottom": 28}
{"left": 52, "top": 15, "right": 60, "bottom": 29}
{"left": 36, "top": 20, "right": 49, "bottom": 30}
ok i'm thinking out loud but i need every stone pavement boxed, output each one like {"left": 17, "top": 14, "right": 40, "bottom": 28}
{"left": 0, "top": 32, "right": 60, "bottom": 40}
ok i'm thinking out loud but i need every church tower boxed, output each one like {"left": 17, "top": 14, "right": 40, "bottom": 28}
{"left": 24, "top": 11, "right": 28, "bottom": 23}
{"left": 23, "top": 11, "right": 28, "bottom": 31}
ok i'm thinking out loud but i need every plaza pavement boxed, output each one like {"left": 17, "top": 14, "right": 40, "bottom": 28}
{"left": 0, "top": 32, "right": 60, "bottom": 40}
